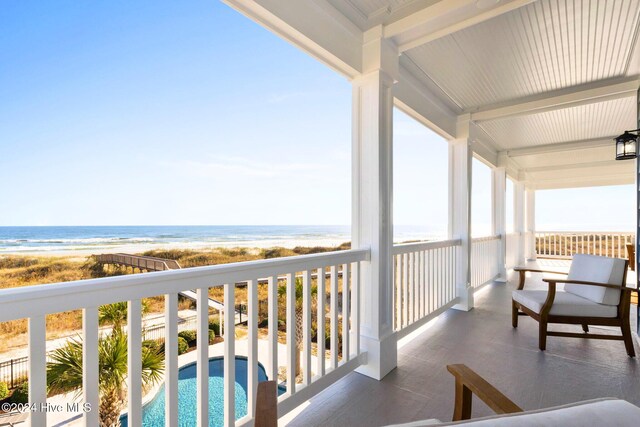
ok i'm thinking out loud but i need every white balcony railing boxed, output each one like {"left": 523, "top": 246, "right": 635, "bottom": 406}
{"left": 0, "top": 249, "right": 369, "bottom": 427}
{"left": 392, "top": 239, "right": 460, "bottom": 337}
{"left": 471, "top": 235, "right": 501, "bottom": 289}
{"left": 535, "top": 231, "right": 634, "bottom": 259}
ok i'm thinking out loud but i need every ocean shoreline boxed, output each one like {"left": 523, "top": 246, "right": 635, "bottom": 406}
{"left": 0, "top": 238, "right": 352, "bottom": 258}
{"left": 0, "top": 225, "right": 444, "bottom": 257}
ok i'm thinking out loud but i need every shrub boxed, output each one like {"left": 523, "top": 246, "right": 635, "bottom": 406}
{"left": 0, "top": 382, "right": 8, "bottom": 400}
{"left": 209, "top": 319, "right": 220, "bottom": 336}
{"left": 177, "top": 337, "right": 189, "bottom": 355}
{"left": 178, "top": 330, "right": 197, "bottom": 344}
{"left": 209, "top": 329, "right": 216, "bottom": 345}
{"left": 143, "top": 339, "right": 164, "bottom": 355}
{"left": 10, "top": 382, "right": 28, "bottom": 404}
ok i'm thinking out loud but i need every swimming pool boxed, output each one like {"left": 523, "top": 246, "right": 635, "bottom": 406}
{"left": 120, "top": 356, "right": 283, "bottom": 426}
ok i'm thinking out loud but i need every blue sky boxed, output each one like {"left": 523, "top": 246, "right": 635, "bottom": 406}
{"left": 0, "top": 1, "right": 635, "bottom": 233}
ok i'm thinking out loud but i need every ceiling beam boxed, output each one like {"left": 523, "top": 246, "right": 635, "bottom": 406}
{"left": 469, "top": 78, "right": 639, "bottom": 122}
{"left": 384, "top": 0, "right": 536, "bottom": 52}
{"left": 529, "top": 172, "right": 636, "bottom": 190}
{"left": 503, "top": 137, "right": 617, "bottom": 157}
{"left": 522, "top": 160, "right": 625, "bottom": 174}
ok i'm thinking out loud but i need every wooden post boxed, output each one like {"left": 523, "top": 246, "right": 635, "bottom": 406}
{"left": 513, "top": 182, "right": 525, "bottom": 265}
{"left": 491, "top": 167, "right": 507, "bottom": 282}
{"left": 352, "top": 26, "right": 398, "bottom": 380}
{"left": 449, "top": 119, "right": 473, "bottom": 311}
{"left": 525, "top": 189, "right": 536, "bottom": 261}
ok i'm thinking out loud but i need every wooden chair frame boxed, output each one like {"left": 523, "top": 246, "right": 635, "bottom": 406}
{"left": 448, "top": 364, "right": 522, "bottom": 421}
{"left": 512, "top": 263, "right": 636, "bottom": 357}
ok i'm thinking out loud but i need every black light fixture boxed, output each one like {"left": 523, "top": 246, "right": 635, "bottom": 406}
{"left": 615, "top": 129, "right": 639, "bottom": 160}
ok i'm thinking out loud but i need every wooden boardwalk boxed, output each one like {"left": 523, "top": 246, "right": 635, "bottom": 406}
{"left": 94, "top": 253, "right": 236, "bottom": 319}
{"left": 95, "top": 253, "right": 181, "bottom": 272}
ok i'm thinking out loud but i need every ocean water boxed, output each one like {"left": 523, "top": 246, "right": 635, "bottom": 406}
{"left": 0, "top": 225, "right": 443, "bottom": 254}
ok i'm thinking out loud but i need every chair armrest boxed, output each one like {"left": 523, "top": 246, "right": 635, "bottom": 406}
{"left": 255, "top": 381, "right": 277, "bottom": 427}
{"left": 514, "top": 267, "right": 568, "bottom": 275}
{"left": 542, "top": 278, "right": 636, "bottom": 292}
{"left": 447, "top": 364, "right": 523, "bottom": 421}
{"left": 514, "top": 267, "right": 568, "bottom": 290}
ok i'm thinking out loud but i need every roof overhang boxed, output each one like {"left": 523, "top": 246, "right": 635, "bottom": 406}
{"left": 222, "top": 0, "right": 640, "bottom": 191}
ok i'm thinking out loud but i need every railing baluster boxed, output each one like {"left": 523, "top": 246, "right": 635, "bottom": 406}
{"left": 449, "top": 246, "right": 454, "bottom": 301}
{"left": 395, "top": 255, "right": 401, "bottom": 331}
{"left": 316, "top": 268, "right": 326, "bottom": 377}
{"left": 408, "top": 252, "right": 414, "bottom": 324}
{"left": 402, "top": 253, "right": 408, "bottom": 328}
{"left": 83, "top": 307, "right": 99, "bottom": 427}
{"left": 224, "top": 284, "right": 235, "bottom": 425}
{"left": 248, "top": 279, "right": 258, "bottom": 416}
{"left": 286, "top": 272, "right": 297, "bottom": 393}
{"left": 164, "top": 293, "right": 178, "bottom": 427}
{"left": 429, "top": 249, "right": 434, "bottom": 313}
{"left": 341, "top": 263, "right": 350, "bottom": 363}
{"left": 330, "top": 266, "right": 338, "bottom": 370}
{"left": 268, "top": 276, "right": 278, "bottom": 382}
{"left": 28, "top": 315, "right": 46, "bottom": 427}
{"left": 438, "top": 248, "right": 443, "bottom": 307}
{"left": 419, "top": 250, "right": 425, "bottom": 318}
{"left": 414, "top": 252, "right": 419, "bottom": 320}
{"left": 127, "top": 300, "right": 142, "bottom": 427}
{"left": 196, "top": 288, "right": 210, "bottom": 426}
{"left": 350, "top": 261, "right": 360, "bottom": 359}
{"left": 302, "top": 271, "right": 312, "bottom": 385}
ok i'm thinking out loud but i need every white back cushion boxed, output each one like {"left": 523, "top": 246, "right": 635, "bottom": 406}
{"left": 565, "top": 254, "right": 626, "bottom": 305}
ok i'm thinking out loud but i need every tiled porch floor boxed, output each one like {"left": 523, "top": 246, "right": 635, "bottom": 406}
{"left": 284, "top": 262, "right": 640, "bottom": 426}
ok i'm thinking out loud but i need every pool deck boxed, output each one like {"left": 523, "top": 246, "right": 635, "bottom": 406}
{"left": 281, "top": 260, "right": 640, "bottom": 426}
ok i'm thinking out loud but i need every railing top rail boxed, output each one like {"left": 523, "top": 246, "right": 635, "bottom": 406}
{"left": 392, "top": 239, "right": 461, "bottom": 255}
{"left": 471, "top": 235, "right": 501, "bottom": 242}
{"left": 535, "top": 231, "right": 635, "bottom": 234}
{"left": 0, "top": 248, "right": 370, "bottom": 322}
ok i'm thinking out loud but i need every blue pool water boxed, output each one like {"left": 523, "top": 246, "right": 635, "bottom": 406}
{"left": 120, "top": 357, "right": 283, "bottom": 427}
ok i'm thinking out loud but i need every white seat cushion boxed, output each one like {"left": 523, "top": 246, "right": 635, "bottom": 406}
{"left": 565, "top": 254, "right": 625, "bottom": 306}
{"left": 384, "top": 398, "right": 640, "bottom": 427}
{"left": 512, "top": 290, "right": 617, "bottom": 317}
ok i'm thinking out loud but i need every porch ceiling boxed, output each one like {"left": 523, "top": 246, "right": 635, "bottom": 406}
{"left": 225, "top": 0, "right": 640, "bottom": 189}
{"left": 404, "top": 0, "right": 640, "bottom": 110}
{"left": 480, "top": 97, "right": 636, "bottom": 151}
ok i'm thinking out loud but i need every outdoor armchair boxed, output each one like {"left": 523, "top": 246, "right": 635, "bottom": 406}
{"left": 512, "top": 254, "right": 635, "bottom": 356}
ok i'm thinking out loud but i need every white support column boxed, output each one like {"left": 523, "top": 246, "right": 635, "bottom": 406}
{"left": 352, "top": 26, "right": 398, "bottom": 380}
{"left": 513, "top": 182, "right": 526, "bottom": 266}
{"left": 525, "top": 189, "right": 537, "bottom": 260}
{"left": 491, "top": 167, "right": 507, "bottom": 282}
{"left": 449, "top": 121, "right": 473, "bottom": 311}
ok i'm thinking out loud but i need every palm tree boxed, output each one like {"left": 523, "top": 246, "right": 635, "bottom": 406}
{"left": 98, "top": 301, "right": 149, "bottom": 334}
{"left": 278, "top": 276, "right": 317, "bottom": 378}
{"left": 47, "top": 332, "right": 163, "bottom": 427}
